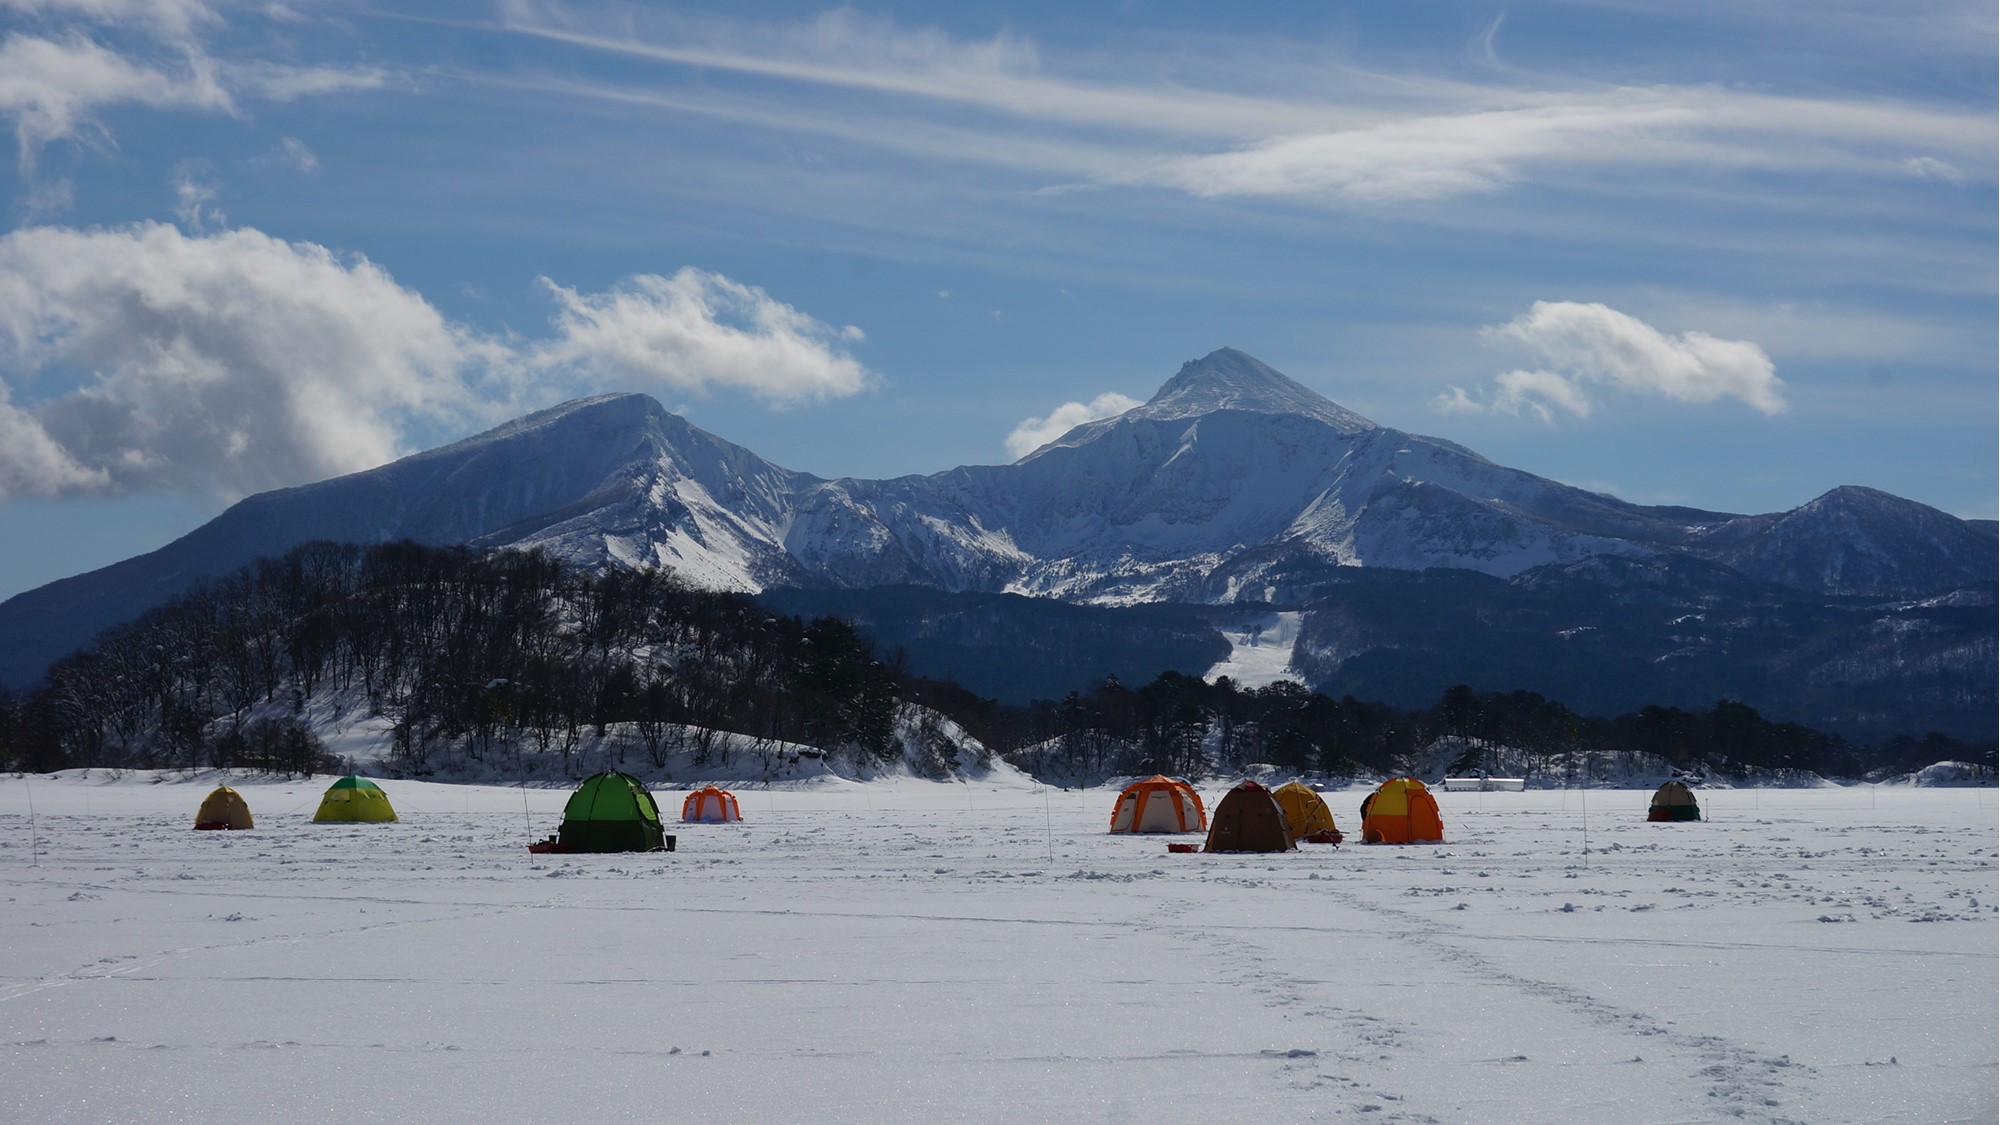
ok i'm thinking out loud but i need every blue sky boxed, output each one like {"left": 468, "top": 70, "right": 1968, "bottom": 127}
{"left": 0, "top": 0, "right": 1993, "bottom": 600}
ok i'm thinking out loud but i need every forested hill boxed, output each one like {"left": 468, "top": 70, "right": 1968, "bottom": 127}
{"left": 0, "top": 541, "right": 1988, "bottom": 783}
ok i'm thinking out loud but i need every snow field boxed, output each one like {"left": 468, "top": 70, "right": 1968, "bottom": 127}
{"left": 1, "top": 775, "right": 1994, "bottom": 1124}
{"left": 1204, "top": 611, "right": 1304, "bottom": 688}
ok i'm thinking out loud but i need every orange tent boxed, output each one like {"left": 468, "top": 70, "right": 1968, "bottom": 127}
{"left": 1360, "top": 777, "right": 1444, "bottom": 844}
{"left": 1108, "top": 775, "right": 1206, "bottom": 834}
{"left": 682, "top": 786, "right": 742, "bottom": 823}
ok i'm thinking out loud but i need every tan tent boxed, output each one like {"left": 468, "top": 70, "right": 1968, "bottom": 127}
{"left": 1648, "top": 781, "right": 1701, "bottom": 822}
{"left": 1108, "top": 775, "right": 1206, "bottom": 834}
{"left": 1202, "top": 780, "right": 1296, "bottom": 853}
{"left": 1270, "top": 781, "right": 1339, "bottom": 843}
{"left": 193, "top": 785, "right": 253, "bottom": 830}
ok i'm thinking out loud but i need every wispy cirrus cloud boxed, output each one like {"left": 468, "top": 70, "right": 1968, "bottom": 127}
{"left": 484, "top": 4, "right": 1994, "bottom": 208}
{"left": 1436, "top": 301, "right": 1785, "bottom": 422}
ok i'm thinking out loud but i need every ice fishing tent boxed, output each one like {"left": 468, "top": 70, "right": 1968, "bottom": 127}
{"left": 1202, "top": 780, "right": 1296, "bottom": 853}
{"left": 681, "top": 785, "right": 742, "bottom": 824}
{"left": 560, "top": 772, "right": 667, "bottom": 852}
{"left": 1647, "top": 781, "right": 1702, "bottom": 822}
{"left": 1270, "top": 781, "right": 1338, "bottom": 843}
{"left": 1109, "top": 775, "right": 1206, "bottom": 834}
{"left": 1360, "top": 777, "right": 1443, "bottom": 844}
{"left": 311, "top": 776, "right": 397, "bottom": 823}
{"left": 193, "top": 786, "right": 253, "bottom": 830}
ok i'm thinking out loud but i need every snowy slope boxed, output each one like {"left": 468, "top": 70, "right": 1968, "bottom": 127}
{"left": 2, "top": 774, "right": 1993, "bottom": 1124}
{"left": 1204, "top": 610, "right": 1305, "bottom": 687}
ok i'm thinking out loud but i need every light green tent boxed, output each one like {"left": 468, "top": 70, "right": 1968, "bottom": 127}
{"left": 559, "top": 772, "right": 667, "bottom": 853}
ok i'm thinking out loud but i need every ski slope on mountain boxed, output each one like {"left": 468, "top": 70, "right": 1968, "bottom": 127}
{"left": 2, "top": 774, "right": 1992, "bottom": 1123}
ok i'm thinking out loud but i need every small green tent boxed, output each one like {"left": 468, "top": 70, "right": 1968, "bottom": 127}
{"left": 558, "top": 772, "right": 667, "bottom": 853}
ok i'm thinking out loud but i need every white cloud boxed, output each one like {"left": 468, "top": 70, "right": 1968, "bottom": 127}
{"left": 534, "top": 268, "right": 875, "bottom": 407}
{"left": 0, "top": 224, "right": 877, "bottom": 499}
{"left": 1429, "top": 385, "right": 1483, "bottom": 415}
{"left": 0, "top": 0, "right": 221, "bottom": 44}
{"left": 16, "top": 174, "right": 73, "bottom": 220}
{"left": 0, "top": 382, "right": 105, "bottom": 496}
{"left": 1490, "top": 367, "right": 1598, "bottom": 422}
{"left": 1443, "top": 300, "right": 1785, "bottom": 422}
{"left": 1144, "top": 99, "right": 1703, "bottom": 203}
{"left": 0, "top": 222, "right": 481, "bottom": 499}
{"left": 170, "top": 158, "right": 222, "bottom": 229}
{"left": 224, "top": 59, "right": 387, "bottom": 102}
{"left": 249, "top": 134, "right": 321, "bottom": 173}
{"left": 275, "top": 135, "right": 317, "bottom": 172}
{"left": 1006, "top": 392, "right": 1140, "bottom": 459}
{"left": 0, "top": 32, "right": 230, "bottom": 166}
{"left": 1899, "top": 155, "right": 1963, "bottom": 182}
{"left": 0, "top": 5, "right": 384, "bottom": 170}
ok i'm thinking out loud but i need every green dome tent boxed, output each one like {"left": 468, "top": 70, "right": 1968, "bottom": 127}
{"left": 558, "top": 772, "right": 667, "bottom": 852}
{"left": 312, "top": 775, "right": 397, "bottom": 823}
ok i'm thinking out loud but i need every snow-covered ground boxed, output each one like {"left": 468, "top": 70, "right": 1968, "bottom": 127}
{"left": 1206, "top": 610, "right": 1304, "bottom": 688}
{"left": 2, "top": 772, "right": 1993, "bottom": 1123}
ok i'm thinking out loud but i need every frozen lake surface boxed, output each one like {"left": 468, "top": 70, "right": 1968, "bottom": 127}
{"left": 2, "top": 772, "right": 1994, "bottom": 1123}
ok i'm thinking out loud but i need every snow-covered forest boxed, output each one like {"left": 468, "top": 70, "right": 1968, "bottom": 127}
{"left": 1, "top": 542, "right": 1987, "bottom": 786}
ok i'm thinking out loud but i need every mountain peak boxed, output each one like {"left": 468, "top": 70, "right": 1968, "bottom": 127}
{"left": 1140, "top": 348, "right": 1374, "bottom": 431}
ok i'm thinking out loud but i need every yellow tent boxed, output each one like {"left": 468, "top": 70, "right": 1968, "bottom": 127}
{"left": 1270, "top": 781, "right": 1338, "bottom": 843}
{"left": 312, "top": 775, "right": 397, "bottom": 823}
{"left": 193, "top": 786, "right": 253, "bottom": 830}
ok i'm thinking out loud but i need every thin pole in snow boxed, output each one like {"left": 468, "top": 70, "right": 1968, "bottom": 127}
{"left": 1580, "top": 781, "right": 1588, "bottom": 868}
{"left": 25, "top": 776, "right": 40, "bottom": 866}
{"left": 1043, "top": 788, "right": 1055, "bottom": 864}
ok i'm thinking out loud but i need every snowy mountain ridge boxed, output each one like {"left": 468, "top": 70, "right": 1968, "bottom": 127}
{"left": 0, "top": 346, "right": 1991, "bottom": 691}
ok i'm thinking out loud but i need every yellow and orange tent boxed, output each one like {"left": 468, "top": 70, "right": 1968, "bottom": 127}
{"left": 1108, "top": 775, "right": 1206, "bottom": 834}
{"left": 682, "top": 786, "right": 742, "bottom": 823}
{"left": 193, "top": 785, "right": 253, "bottom": 830}
{"left": 1360, "top": 777, "right": 1443, "bottom": 844}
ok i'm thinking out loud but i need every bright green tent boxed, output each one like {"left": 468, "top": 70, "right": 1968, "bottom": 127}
{"left": 312, "top": 775, "right": 397, "bottom": 823}
{"left": 558, "top": 772, "right": 666, "bottom": 852}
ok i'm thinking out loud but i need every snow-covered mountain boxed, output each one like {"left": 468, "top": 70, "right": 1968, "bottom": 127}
{"left": 0, "top": 347, "right": 1991, "bottom": 689}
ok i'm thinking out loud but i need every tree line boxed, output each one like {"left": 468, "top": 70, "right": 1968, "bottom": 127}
{"left": 0, "top": 540, "right": 1988, "bottom": 781}
{"left": 0, "top": 541, "right": 903, "bottom": 777}
{"left": 945, "top": 673, "right": 1988, "bottom": 784}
